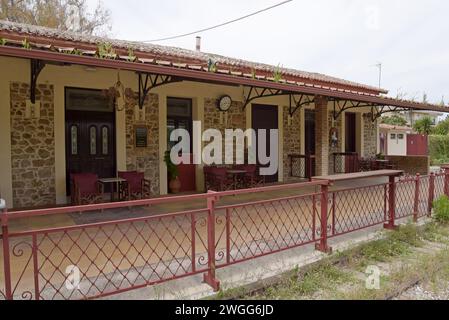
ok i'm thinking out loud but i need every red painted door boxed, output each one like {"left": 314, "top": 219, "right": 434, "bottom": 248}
{"left": 177, "top": 154, "right": 196, "bottom": 193}
{"left": 407, "top": 134, "right": 428, "bottom": 156}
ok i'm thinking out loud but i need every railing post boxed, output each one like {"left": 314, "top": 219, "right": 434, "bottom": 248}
{"left": 413, "top": 174, "right": 421, "bottom": 223}
{"left": 444, "top": 168, "right": 449, "bottom": 197}
{"left": 428, "top": 172, "right": 435, "bottom": 217}
{"left": 384, "top": 175, "right": 399, "bottom": 230}
{"left": 203, "top": 191, "right": 220, "bottom": 291}
{"left": 1, "top": 199, "right": 13, "bottom": 300}
{"left": 315, "top": 184, "right": 332, "bottom": 253}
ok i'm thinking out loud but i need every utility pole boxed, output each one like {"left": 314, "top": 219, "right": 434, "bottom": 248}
{"left": 375, "top": 62, "right": 382, "bottom": 89}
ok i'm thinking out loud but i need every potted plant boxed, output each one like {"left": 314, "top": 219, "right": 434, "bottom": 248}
{"left": 164, "top": 151, "right": 181, "bottom": 193}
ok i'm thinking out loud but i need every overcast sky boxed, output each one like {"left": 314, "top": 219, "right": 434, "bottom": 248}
{"left": 90, "top": 0, "right": 449, "bottom": 103}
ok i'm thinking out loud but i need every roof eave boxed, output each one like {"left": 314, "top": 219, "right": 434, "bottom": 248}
{"left": 0, "top": 45, "right": 446, "bottom": 114}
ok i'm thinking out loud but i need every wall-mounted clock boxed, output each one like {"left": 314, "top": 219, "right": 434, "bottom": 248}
{"left": 217, "top": 95, "right": 232, "bottom": 112}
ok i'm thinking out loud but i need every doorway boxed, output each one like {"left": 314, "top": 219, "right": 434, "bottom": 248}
{"left": 345, "top": 113, "right": 357, "bottom": 153}
{"left": 251, "top": 104, "right": 279, "bottom": 183}
{"left": 167, "top": 97, "right": 196, "bottom": 193}
{"left": 304, "top": 110, "right": 316, "bottom": 176}
{"left": 65, "top": 88, "right": 116, "bottom": 195}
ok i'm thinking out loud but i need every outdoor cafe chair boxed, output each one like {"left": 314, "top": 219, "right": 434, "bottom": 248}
{"left": 234, "top": 164, "right": 265, "bottom": 188}
{"left": 207, "top": 167, "right": 235, "bottom": 192}
{"left": 70, "top": 173, "right": 104, "bottom": 206}
{"left": 118, "top": 171, "right": 151, "bottom": 201}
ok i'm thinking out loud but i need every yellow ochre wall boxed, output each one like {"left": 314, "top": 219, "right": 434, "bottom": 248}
{"left": 0, "top": 56, "right": 374, "bottom": 209}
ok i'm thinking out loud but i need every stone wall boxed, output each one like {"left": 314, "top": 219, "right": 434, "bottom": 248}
{"left": 386, "top": 156, "right": 430, "bottom": 176}
{"left": 363, "top": 113, "right": 378, "bottom": 158}
{"left": 328, "top": 111, "right": 343, "bottom": 174}
{"left": 283, "top": 107, "right": 301, "bottom": 181}
{"left": 125, "top": 92, "right": 160, "bottom": 195}
{"left": 10, "top": 82, "right": 55, "bottom": 208}
{"left": 203, "top": 98, "right": 246, "bottom": 163}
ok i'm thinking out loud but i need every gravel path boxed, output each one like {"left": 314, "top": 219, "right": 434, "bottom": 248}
{"left": 396, "top": 284, "right": 449, "bottom": 300}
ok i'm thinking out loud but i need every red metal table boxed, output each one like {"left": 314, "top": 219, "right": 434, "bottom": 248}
{"left": 99, "top": 177, "right": 127, "bottom": 202}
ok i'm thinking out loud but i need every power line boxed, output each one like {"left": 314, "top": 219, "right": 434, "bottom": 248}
{"left": 141, "top": 0, "right": 293, "bottom": 43}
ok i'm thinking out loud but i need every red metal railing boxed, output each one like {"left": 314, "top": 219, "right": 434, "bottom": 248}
{"left": 215, "top": 192, "right": 320, "bottom": 267}
{"left": 289, "top": 154, "right": 315, "bottom": 180}
{"left": 329, "top": 183, "right": 389, "bottom": 238}
{"left": 1, "top": 172, "right": 448, "bottom": 300}
{"left": 333, "top": 152, "right": 359, "bottom": 174}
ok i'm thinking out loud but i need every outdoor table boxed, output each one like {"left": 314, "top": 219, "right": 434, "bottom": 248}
{"left": 99, "top": 177, "right": 127, "bottom": 202}
{"left": 227, "top": 169, "right": 247, "bottom": 190}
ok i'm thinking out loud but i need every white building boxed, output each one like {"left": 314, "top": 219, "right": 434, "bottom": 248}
{"left": 379, "top": 124, "right": 413, "bottom": 156}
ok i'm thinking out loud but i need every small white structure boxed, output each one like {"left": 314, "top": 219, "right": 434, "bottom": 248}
{"left": 379, "top": 124, "right": 413, "bottom": 156}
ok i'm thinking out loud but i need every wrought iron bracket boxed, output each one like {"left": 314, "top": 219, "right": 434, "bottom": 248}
{"left": 289, "top": 94, "right": 314, "bottom": 117}
{"left": 370, "top": 105, "right": 410, "bottom": 122}
{"left": 331, "top": 99, "right": 377, "bottom": 120}
{"left": 137, "top": 73, "right": 182, "bottom": 109}
{"left": 242, "top": 86, "right": 285, "bottom": 110}
{"left": 30, "top": 59, "right": 46, "bottom": 104}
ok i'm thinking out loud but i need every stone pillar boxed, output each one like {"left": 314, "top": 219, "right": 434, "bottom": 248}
{"left": 315, "top": 95, "right": 329, "bottom": 176}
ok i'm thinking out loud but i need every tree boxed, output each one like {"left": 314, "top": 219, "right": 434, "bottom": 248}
{"left": 0, "top": 0, "right": 111, "bottom": 36}
{"left": 413, "top": 116, "right": 434, "bottom": 135}
{"left": 381, "top": 114, "right": 408, "bottom": 126}
{"left": 433, "top": 116, "right": 449, "bottom": 135}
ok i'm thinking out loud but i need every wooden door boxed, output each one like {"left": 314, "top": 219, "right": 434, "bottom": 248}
{"left": 252, "top": 104, "right": 279, "bottom": 183}
{"left": 345, "top": 113, "right": 357, "bottom": 173}
{"left": 66, "top": 111, "right": 116, "bottom": 194}
{"left": 345, "top": 113, "right": 356, "bottom": 153}
{"left": 167, "top": 97, "right": 196, "bottom": 193}
{"left": 305, "top": 110, "right": 316, "bottom": 176}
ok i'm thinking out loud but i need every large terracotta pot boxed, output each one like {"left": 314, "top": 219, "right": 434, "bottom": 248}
{"left": 169, "top": 177, "right": 181, "bottom": 194}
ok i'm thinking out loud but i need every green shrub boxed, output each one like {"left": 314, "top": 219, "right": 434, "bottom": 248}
{"left": 429, "top": 135, "right": 449, "bottom": 165}
{"left": 433, "top": 196, "right": 449, "bottom": 223}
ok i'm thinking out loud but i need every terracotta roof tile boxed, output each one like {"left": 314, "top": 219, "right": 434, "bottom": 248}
{"left": 0, "top": 20, "right": 388, "bottom": 94}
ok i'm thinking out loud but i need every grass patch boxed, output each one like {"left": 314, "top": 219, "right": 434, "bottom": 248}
{"left": 235, "top": 222, "right": 449, "bottom": 300}
{"left": 252, "top": 262, "right": 353, "bottom": 300}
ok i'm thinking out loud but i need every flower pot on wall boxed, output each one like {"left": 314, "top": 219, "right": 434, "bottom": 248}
{"left": 169, "top": 177, "right": 181, "bottom": 194}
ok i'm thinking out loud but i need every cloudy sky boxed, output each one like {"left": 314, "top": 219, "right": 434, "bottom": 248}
{"left": 90, "top": 0, "right": 448, "bottom": 103}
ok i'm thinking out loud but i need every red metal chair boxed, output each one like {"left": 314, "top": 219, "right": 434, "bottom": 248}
{"left": 203, "top": 166, "right": 216, "bottom": 191}
{"left": 118, "top": 171, "right": 151, "bottom": 201}
{"left": 70, "top": 173, "right": 104, "bottom": 205}
{"left": 207, "top": 167, "right": 234, "bottom": 191}
{"left": 235, "top": 164, "right": 265, "bottom": 188}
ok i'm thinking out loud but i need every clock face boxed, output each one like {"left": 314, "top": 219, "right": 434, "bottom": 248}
{"left": 219, "top": 95, "right": 232, "bottom": 112}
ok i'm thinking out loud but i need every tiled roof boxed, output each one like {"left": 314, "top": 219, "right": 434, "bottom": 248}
{"left": 0, "top": 20, "right": 387, "bottom": 94}
{"left": 379, "top": 124, "right": 412, "bottom": 131}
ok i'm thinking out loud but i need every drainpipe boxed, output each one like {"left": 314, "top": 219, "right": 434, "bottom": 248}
{"left": 196, "top": 36, "right": 201, "bottom": 52}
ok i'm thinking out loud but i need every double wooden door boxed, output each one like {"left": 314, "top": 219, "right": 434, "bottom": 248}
{"left": 65, "top": 111, "right": 116, "bottom": 195}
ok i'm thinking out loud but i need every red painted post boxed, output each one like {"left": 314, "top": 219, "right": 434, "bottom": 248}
{"left": 413, "top": 174, "right": 420, "bottom": 223}
{"left": 191, "top": 212, "right": 196, "bottom": 273}
{"left": 428, "top": 172, "right": 435, "bottom": 217}
{"left": 225, "top": 208, "right": 231, "bottom": 265}
{"left": 203, "top": 191, "right": 220, "bottom": 291}
{"left": 315, "top": 184, "right": 332, "bottom": 253}
{"left": 444, "top": 168, "right": 449, "bottom": 197}
{"left": 384, "top": 175, "right": 398, "bottom": 230}
{"left": 1, "top": 203, "right": 13, "bottom": 300}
